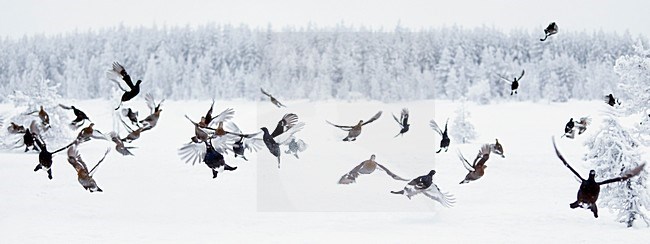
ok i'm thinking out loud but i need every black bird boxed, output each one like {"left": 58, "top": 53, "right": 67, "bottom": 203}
{"left": 226, "top": 122, "right": 263, "bottom": 161}
{"left": 552, "top": 138, "right": 645, "bottom": 218}
{"left": 499, "top": 70, "right": 525, "bottom": 95}
{"left": 564, "top": 118, "right": 574, "bottom": 134}
{"left": 59, "top": 104, "right": 91, "bottom": 127}
{"left": 392, "top": 108, "right": 410, "bottom": 137}
{"left": 16, "top": 120, "right": 41, "bottom": 152}
{"left": 391, "top": 170, "right": 455, "bottom": 207}
{"left": 121, "top": 108, "right": 140, "bottom": 126}
{"left": 22, "top": 129, "right": 38, "bottom": 152}
{"left": 178, "top": 140, "right": 237, "bottom": 179}
{"left": 108, "top": 62, "right": 142, "bottom": 110}
{"left": 430, "top": 119, "right": 450, "bottom": 153}
{"left": 261, "top": 88, "right": 286, "bottom": 108}
{"left": 261, "top": 115, "right": 305, "bottom": 168}
{"left": 563, "top": 117, "right": 590, "bottom": 139}
{"left": 33, "top": 137, "right": 76, "bottom": 180}
{"left": 204, "top": 142, "right": 237, "bottom": 179}
{"left": 605, "top": 94, "right": 620, "bottom": 107}
{"left": 540, "top": 22, "right": 558, "bottom": 41}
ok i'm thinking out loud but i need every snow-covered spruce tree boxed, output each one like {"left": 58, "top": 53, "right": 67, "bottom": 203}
{"left": 615, "top": 43, "right": 650, "bottom": 134}
{"left": 584, "top": 113, "right": 650, "bottom": 227}
{"left": 2, "top": 79, "right": 73, "bottom": 149}
{"left": 450, "top": 98, "right": 477, "bottom": 144}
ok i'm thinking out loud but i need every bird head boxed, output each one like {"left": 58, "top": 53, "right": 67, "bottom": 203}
{"left": 589, "top": 170, "right": 596, "bottom": 180}
{"left": 494, "top": 138, "right": 505, "bottom": 158}
{"left": 71, "top": 106, "right": 76, "bottom": 110}
{"left": 428, "top": 170, "right": 436, "bottom": 176}
{"left": 89, "top": 123, "right": 95, "bottom": 128}
{"left": 136, "top": 80, "right": 143, "bottom": 85}
{"left": 260, "top": 127, "right": 269, "bottom": 134}
{"left": 358, "top": 120, "right": 364, "bottom": 125}
{"left": 370, "top": 154, "right": 376, "bottom": 161}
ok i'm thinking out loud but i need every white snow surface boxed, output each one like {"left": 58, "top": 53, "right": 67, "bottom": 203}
{"left": 1, "top": 99, "right": 649, "bottom": 243}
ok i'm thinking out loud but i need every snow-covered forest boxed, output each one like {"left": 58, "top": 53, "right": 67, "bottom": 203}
{"left": 0, "top": 24, "right": 646, "bottom": 102}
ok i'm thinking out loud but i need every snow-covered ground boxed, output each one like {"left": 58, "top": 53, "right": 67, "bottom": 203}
{"left": 1, "top": 99, "right": 649, "bottom": 243}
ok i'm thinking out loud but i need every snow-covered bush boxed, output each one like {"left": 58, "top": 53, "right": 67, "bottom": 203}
{"left": 1, "top": 79, "right": 73, "bottom": 149}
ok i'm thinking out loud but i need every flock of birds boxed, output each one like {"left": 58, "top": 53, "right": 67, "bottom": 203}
{"left": 1, "top": 21, "right": 646, "bottom": 220}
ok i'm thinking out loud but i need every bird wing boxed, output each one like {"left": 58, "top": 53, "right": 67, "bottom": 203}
{"left": 422, "top": 186, "right": 455, "bottom": 208}
{"left": 457, "top": 150, "right": 474, "bottom": 172}
{"left": 401, "top": 108, "right": 409, "bottom": 121}
{"left": 338, "top": 162, "right": 364, "bottom": 184}
{"left": 598, "top": 163, "right": 646, "bottom": 185}
{"left": 204, "top": 99, "right": 215, "bottom": 120}
{"left": 224, "top": 121, "right": 262, "bottom": 138}
{"left": 88, "top": 148, "right": 111, "bottom": 176}
{"left": 260, "top": 88, "right": 272, "bottom": 98}
{"left": 210, "top": 136, "right": 231, "bottom": 154}
{"left": 392, "top": 113, "right": 403, "bottom": 128}
{"left": 51, "top": 139, "right": 77, "bottom": 155}
{"left": 29, "top": 120, "right": 42, "bottom": 136}
{"left": 552, "top": 137, "right": 585, "bottom": 181}
{"left": 362, "top": 111, "right": 382, "bottom": 126}
{"left": 145, "top": 93, "right": 156, "bottom": 114}
{"left": 91, "top": 129, "right": 109, "bottom": 140}
{"left": 376, "top": 162, "right": 409, "bottom": 181}
{"left": 111, "top": 62, "right": 135, "bottom": 88}
{"left": 207, "top": 108, "right": 235, "bottom": 127}
{"left": 59, "top": 104, "right": 73, "bottom": 110}
{"left": 120, "top": 117, "right": 135, "bottom": 133}
{"left": 326, "top": 120, "right": 353, "bottom": 131}
{"left": 517, "top": 69, "right": 525, "bottom": 81}
{"left": 407, "top": 178, "right": 420, "bottom": 186}
{"left": 497, "top": 74, "right": 513, "bottom": 84}
{"left": 178, "top": 142, "right": 207, "bottom": 166}
{"left": 271, "top": 113, "right": 299, "bottom": 137}
{"left": 429, "top": 120, "right": 442, "bottom": 136}
{"left": 274, "top": 122, "right": 305, "bottom": 145}
{"left": 67, "top": 144, "right": 87, "bottom": 171}
{"left": 243, "top": 137, "right": 265, "bottom": 152}
{"left": 295, "top": 139, "right": 308, "bottom": 152}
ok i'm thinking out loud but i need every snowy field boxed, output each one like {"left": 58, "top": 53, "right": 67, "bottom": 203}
{"left": 1, "top": 99, "right": 649, "bottom": 243}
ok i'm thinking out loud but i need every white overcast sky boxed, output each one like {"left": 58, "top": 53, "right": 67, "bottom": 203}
{"left": 1, "top": 0, "right": 649, "bottom": 38}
